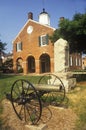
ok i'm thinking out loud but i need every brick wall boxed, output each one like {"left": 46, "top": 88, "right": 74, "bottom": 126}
{"left": 13, "top": 20, "right": 55, "bottom": 74}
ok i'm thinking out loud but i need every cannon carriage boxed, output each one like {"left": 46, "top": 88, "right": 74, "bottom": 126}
{"left": 6, "top": 73, "right": 65, "bottom": 125}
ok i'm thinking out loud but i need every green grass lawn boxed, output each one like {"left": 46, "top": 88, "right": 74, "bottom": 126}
{"left": 0, "top": 74, "right": 42, "bottom": 101}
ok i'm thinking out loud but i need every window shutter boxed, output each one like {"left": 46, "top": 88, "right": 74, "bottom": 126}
{"left": 21, "top": 42, "right": 22, "bottom": 50}
{"left": 20, "top": 42, "right": 22, "bottom": 50}
{"left": 16, "top": 42, "right": 22, "bottom": 52}
{"left": 46, "top": 34, "right": 49, "bottom": 45}
{"left": 39, "top": 34, "right": 49, "bottom": 46}
{"left": 39, "top": 36, "right": 41, "bottom": 46}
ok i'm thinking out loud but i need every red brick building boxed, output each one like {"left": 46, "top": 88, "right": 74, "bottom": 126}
{"left": 13, "top": 10, "right": 55, "bottom": 74}
{"left": 13, "top": 9, "right": 82, "bottom": 74}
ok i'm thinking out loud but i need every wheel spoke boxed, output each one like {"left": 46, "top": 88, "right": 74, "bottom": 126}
{"left": 38, "top": 74, "right": 65, "bottom": 106}
{"left": 24, "top": 105, "right": 27, "bottom": 122}
{"left": 19, "top": 105, "right": 24, "bottom": 117}
{"left": 22, "top": 103, "right": 39, "bottom": 124}
{"left": 52, "top": 76, "right": 57, "bottom": 85}
{"left": 11, "top": 79, "right": 42, "bottom": 124}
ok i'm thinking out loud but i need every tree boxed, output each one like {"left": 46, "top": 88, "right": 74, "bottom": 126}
{"left": 0, "top": 39, "right": 7, "bottom": 71}
{"left": 0, "top": 39, "right": 7, "bottom": 53}
{"left": 49, "top": 13, "right": 86, "bottom": 53}
{"left": 2, "top": 58, "right": 13, "bottom": 73}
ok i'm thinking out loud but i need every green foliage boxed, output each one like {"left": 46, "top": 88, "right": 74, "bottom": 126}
{"left": 50, "top": 12, "right": 86, "bottom": 53}
{"left": 73, "top": 74, "right": 86, "bottom": 82}
{"left": 49, "top": 29, "right": 60, "bottom": 43}
{"left": 0, "top": 40, "right": 7, "bottom": 53}
{"left": 17, "top": 67, "right": 23, "bottom": 73}
{"left": 3, "top": 59, "right": 13, "bottom": 68}
{"left": 2, "top": 59, "right": 13, "bottom": 73}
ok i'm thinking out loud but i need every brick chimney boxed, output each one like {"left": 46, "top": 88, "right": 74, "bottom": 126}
{"left": 28, "top": 12, "right": 33, "bottom": 20}
{"left": 60, "top": 17, "right": 64, "bottom": 21}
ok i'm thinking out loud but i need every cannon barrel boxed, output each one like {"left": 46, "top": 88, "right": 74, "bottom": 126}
{"left": 33, "top": 84, "right": 62, "bottom": 92}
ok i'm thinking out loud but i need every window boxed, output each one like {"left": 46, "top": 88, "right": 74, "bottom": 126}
{"left": 75, "top": 57, "right": 78, "bottom": 66}
{"left": 79, "top": 59, "right": 81, "bottom": 66}
{"left": 39, "top": 34, "right": 49, "bottom": 46}
{"left": 16, "top": 42, "right": 22, "bottom": 52}
{"left": 70, "top": 56, "right": 72, "bottom": 66}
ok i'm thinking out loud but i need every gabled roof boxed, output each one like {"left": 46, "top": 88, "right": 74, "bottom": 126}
{"left": 12, "top": 19, "right": 56, "bottom": 43}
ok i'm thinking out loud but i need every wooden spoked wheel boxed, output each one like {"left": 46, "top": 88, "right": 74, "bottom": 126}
{"left": 38, "top": 73, "right": 65, "bottom": 106}
{"left": 11, "top": 79, "right": 42, "bottom": 125}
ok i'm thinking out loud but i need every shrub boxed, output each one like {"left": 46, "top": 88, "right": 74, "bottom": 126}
{"left": 73, "top": 74, "right": 86, "bottom": 82}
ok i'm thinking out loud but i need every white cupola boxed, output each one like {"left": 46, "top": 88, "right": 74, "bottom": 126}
{"left": 39, "top": 8, "right": 50, "bottom": 26}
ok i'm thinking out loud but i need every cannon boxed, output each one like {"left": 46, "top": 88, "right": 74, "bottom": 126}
{"left": 6, "top": 73, "right": 65, "bottom": 125}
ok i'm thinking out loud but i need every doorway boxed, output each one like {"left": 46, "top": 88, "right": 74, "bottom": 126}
{"left": 40, "top": 54, "right": 50, "bottom": 73}
{"left": 27, "top": 56, "right": 35, "bottom": 73}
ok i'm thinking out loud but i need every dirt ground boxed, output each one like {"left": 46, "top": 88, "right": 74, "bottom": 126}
{"left": 1, "top": 99, "right": 78, "bottom": 130}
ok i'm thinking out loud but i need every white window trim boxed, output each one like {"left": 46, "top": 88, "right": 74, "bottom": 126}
{"left": 40, "top": 34, "right": 47, "bottom": 46}
{"left": 76, "top": 57, "right": 78, "bottom": 66}
{"left": 16, "top": 42, "right": 22, "bottom": 52}
{"left": 70, "top": 56, "right": 72, "bottom": 66}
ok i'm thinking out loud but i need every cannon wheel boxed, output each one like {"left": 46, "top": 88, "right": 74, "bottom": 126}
{"left": 11, "top": 79, "right": 42, "bottom": 125}
{"left": 38, "top": 73, "right": 65, "bottom": 106}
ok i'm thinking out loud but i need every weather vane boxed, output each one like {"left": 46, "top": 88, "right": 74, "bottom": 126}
{"left": 42, "top": 0, "right": 45, "bottom": 9}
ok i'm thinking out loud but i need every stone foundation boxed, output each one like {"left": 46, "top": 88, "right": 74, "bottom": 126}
{"left": 53, "top": 72, "right": 76, "bottom": 92}
{"left": 25, "top": 124, "right": 47, "bottom": 130}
